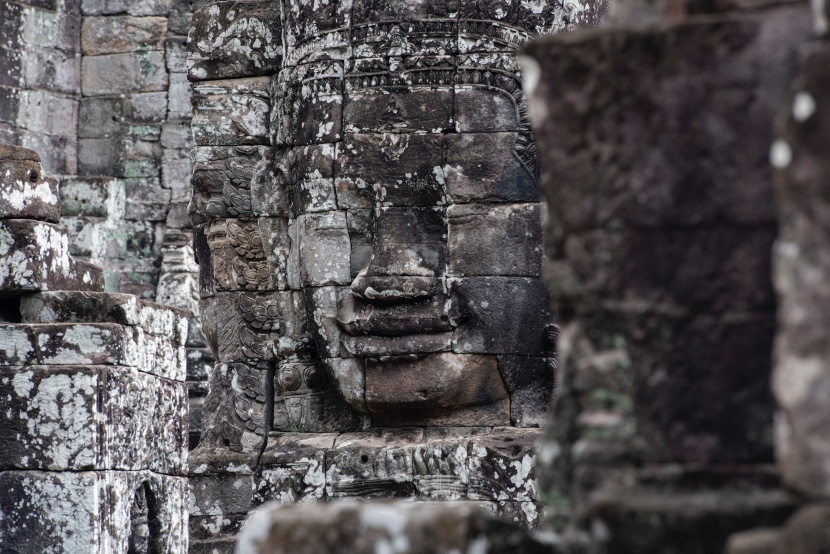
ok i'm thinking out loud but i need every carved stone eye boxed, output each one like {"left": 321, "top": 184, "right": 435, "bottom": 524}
{"left": 280, "top": 367, "right": 301, "bottom": 391}
{"left": 303, "top": 365, "right": 324, "bottom": 389}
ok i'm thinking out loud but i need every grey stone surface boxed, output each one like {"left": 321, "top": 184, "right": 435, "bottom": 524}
{"left": 771, "top": 42, "right": 830, "bottom": 501}
{"left": 236, "top": 501, "right": 550, "bottom": 554}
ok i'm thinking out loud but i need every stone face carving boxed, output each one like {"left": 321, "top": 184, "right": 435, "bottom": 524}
{"left": 189, "top": 0, "right": 599, "bottom": 440}
{"left": 189, "top": 0, "right": 605, "bottom": 440}
{"left": 187, "top": 3, "right": 603, "bottom": 545}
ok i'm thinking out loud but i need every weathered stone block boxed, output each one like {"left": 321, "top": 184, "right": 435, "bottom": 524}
{"left": 191, "top": 145, "right": 270, "bottom": 222}
{"left": 289, "top": 143, "right": 338, "bottom": 214}
{"left": 272, "top": 61, "right": 343, "bottom": 146}
{"left": 192, "top": 77, "right": 270, "bottom": 146}
{"left": 344, "top": 60, "right": 455, "bottom": 133}
{"left": 444, "top": 132, "right": 539, "bottom": 203}
{"left": 16, "top": 89, "right": 78, "bottom": 137}
{"left": 125, "top": 177, "right": 171, "bottom": 221}
{"left": 81, "top": 16, "right": 167, "bottom": 55}
{"left": 771, "top": 43, "right": 830, "bottom": 500}
{"left": 59, "top": 177, "right": 122, "bottom": 217}
{"left": 0, "top": 219, "right": 104, "bottom": 292}
{"left": 325, "top": 428, "right": 423, "bottom": 498}
{"left": 450, "top": 277, "right": 555, "bottom": 356}
{"left": 297, "top": 211, "right": 351, "bottom": 286}
{"left": 168, "top": 71, "right": 192, "bottom": 119}
{"left": 187, "top": 0, "right": 282, "bottom": 81}
{"left": 467, "top": 428, "right": 540, "bottom": 505}
{"left": 255, "top": 433, "right": 337, "bottom": 504}
{"left": 334, "top": 133, "right": 445, "bottom": 208}
{"left": 447, "top": 203, "right": 542, "bottom": 276}
{"left": 0, "top": 154, "right": 59, "bottom": 222}
{"left": 365, "top": 353, "right": 511, "bottom": 427}
{"left": 235, "top": 501, "right": 549, "bottom": 554}
{"left": 81, "top": 0, "right": 173, "bottom": 16}
{"left": 497, "top": 356, "right": 555, "bottom": 428}
{"left": 81, "top": 51, "right": 168, "bottom": 96}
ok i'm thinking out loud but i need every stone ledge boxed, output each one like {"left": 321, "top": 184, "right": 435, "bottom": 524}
{"left": 0, "top": 323, "right": 185, "bottom": 380}
{"left": 19, "top": 290, "right": 188, "bottom": 346}
{"left": 0, "top": 219, "right": 105, "bottom": 293}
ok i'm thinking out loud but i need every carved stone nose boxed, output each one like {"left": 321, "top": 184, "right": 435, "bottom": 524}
{"left": 350, "top": 271, "right": 441, "bottom": 303}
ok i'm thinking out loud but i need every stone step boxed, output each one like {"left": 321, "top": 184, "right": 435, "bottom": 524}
{"left": 0, "top": 365, "right": 187, "bottom": 474}
{"left": 19, "top": 291, "right": 188, "bottom": 345}
{"left": 0, "top": 219, "right": 104, "bottom": 293}
{"left": 0, "top": 323, "right": 185, "bottom": 381}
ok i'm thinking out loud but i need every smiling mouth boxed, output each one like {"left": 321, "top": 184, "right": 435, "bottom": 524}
{"left": 335, "top": 290, "right": 456, "bottom": 356}
{"left": 336, "top": 292, "right": 455, "bottom": 337}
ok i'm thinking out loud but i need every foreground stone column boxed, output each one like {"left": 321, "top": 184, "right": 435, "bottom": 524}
{"left": 726, "top": 12, "right": 830, "bottom": 554}
{"left": 0, "top": 144, "right": 189, "bottom": 553}
{"left": 523, "top": 7, "right": 812, "bottom": 551}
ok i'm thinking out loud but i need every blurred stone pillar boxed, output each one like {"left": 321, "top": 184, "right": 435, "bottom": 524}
{"left": 523, "top": 6, "right": 812, "bottom": 552}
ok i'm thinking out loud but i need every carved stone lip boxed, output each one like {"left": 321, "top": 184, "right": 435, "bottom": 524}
{"left": 336, "top": 290, "right": 453, "bottom": 337}
{"left": 342, "top": 332, "right": 453, "bottom": 357}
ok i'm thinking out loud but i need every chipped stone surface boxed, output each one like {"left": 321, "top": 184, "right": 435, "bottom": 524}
{"left": 0, "top": 219, "right": 104, "bottom": 292}
{"left": 0, "top": 147, "right": 60, "bottom": 222}
{"left": 187, "top": 1, "right": 283, "bottom": 81}
{"left": 771, "top": 43, "right": 830, "bottom": 501}
{"left": 0, "top": 470, "right": 188, "bottom": 553}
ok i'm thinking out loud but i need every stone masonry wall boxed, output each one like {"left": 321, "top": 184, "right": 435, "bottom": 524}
{"left": 0, "top": 0, "right": 214, "bottom": 447}
{"left": 0, "top": 143, "right": 189, "bottom": 553}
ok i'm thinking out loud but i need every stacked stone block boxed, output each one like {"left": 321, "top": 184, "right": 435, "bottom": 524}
{"left": 523, "top": 4, "right": 814, "bottom": 552}
{"left": 68, "top": 0, "right": 215, "bottom": 448}
{"left": 0, "top": 0, "right": 81, "bottom": 175}
{"left": 0, "top": 143, "right": 189, "bottom": 552}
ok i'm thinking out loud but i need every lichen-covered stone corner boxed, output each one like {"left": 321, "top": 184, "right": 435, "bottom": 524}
{"left": 0, "top": 471, "right": 188, "bottom": 554}
{"left": 0, "top": 144, "right": 60, "bottom": 223}
{"left": 236, "top": 501, "right": 552, "bottom": 554}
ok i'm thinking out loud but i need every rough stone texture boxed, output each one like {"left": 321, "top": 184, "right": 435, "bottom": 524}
{"left": 185, "top": 3, "right": 610, "bottom": 545}
{"left": 523, "top": 5, "right": 813, "bottom": 552}
{"left": 236, "top": 501, "right": 551, "bottom": 554}
{"left": 0, "top": 145, "right": 190, "bottom": 552}
{"left": 0, "top": 470, "right": 188, "bottom": 554}
{"left": 0, "top": 144, "right": 60, "bottom": 221}
{"left": 727, "top": 504, "right": 830, "bottom": 554}
{"left": 770, "top": 42, "right": 830, "bottom": 501}
{"left": 0, "top": 218, "right": 104, "bottom": 292}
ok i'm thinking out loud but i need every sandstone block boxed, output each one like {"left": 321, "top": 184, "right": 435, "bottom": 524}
{"left": 191, "top": 145, "right": 271, "bottom": 222}
{"left": 187, "top": 1, "right": 282, "bottom": 81}
{"left": 365, "top": 353, "right": 511, "bottom": 427}
{"left": 192, "top": 77, "right": 270, "bottom": 146}
{"left": 0, "top": 155, "right": 59, "bottom": 222}
{"left": 0, "top": 219, "right": 104, "bottom": 293}
{"left": 447, "top": 203, "right": 542, "bottom": 277}
{"left": 81, "top": 51, "right": 168, "bottom": 96}
{"left": 450, "top": 276, "right": 555, "bottom": 356}
{"left": 81, "top": 16, "right": 167, "bottom": 55}
{"left": 335, "top": 133, "right": 445, "bottom": 208}
{"left": 0, "top": 470, "right": 188, "bottom": 553}
{"left": 235, "top": 501, "right": 549, "bottom": 554}
{"left": 444, "top": 132, "right": 539, "bottom": 203}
